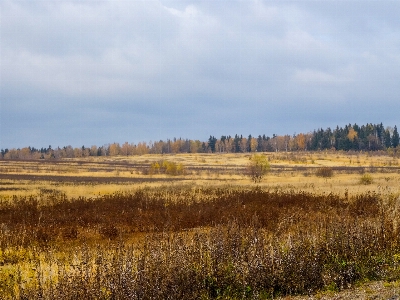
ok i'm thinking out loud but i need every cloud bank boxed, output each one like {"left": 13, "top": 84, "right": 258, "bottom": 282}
{"left": 1, "top": 0, "right": 400, "bottom": 148}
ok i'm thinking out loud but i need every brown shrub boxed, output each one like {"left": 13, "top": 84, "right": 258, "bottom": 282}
{"left": 315, "top": 167, "right": 334, "bottom": 177}
{"left": 1, "top": 188, "right": 400, "bottom": 298}
{"left": 62, "top": 227, "right": 78, "bottom": 240}
{"left": 99, "top": 225, "right": 119, "bottom": 240}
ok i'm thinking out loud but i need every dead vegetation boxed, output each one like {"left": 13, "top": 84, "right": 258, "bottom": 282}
{"left": 0, "top": 187, "right": 400, "bottom": 299}
{"left": 315, "top": 167, "right": 334, "bottom": 178}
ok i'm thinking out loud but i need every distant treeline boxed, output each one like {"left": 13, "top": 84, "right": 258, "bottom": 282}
{"left": 1, "top": 123, "right": 399, "bottom": 159}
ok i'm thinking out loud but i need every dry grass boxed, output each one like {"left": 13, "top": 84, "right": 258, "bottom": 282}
{"left": 1, "top": 152, "right": 400, "bottom": 199}
{"left": 1, "top": 152, "right": 400, "bottom": 298}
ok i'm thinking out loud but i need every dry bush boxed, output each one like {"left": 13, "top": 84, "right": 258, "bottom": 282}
{"left": 315, "top": 167, "right": 334, "bottom": 178}
{"left": 360, "top": 173, "right": 374, "bottom": 185}
{"left": 99, "top": 225, "right": 119, "bottom": 240}
{"left": 62, "top": 227, "right": 78, "bottom": 240}
{"left": 1, "top": 188, "right": 400, "bottom": 298}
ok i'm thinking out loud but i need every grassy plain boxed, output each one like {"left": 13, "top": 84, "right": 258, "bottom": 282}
{"left": 0, "top": 151, "right": 400, "bottom": 299}
{"left": 1, "top": 151, "right": 400, "bottom": 198}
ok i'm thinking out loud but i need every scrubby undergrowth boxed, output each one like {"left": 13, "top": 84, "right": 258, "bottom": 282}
{"left": 0, "top": 187, "right": 400, "bottom": 299}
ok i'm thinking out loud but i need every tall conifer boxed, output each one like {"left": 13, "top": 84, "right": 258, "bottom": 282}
{"left": 392, "top": 126, "right": 399, "bottom": 148}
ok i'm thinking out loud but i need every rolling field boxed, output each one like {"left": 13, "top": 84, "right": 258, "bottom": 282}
{"left": 0, "top": 151, "right": 400, "bottom": 299}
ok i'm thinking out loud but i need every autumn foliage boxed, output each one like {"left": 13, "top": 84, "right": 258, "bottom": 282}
{"left": 149, "top": 160, "right": 186, "bottom": 175}
{"left": 246, "top": 154, "right": 270, "bottom": 183}
{"left": 2, "top": 123, "right": 400, "bottom": 160}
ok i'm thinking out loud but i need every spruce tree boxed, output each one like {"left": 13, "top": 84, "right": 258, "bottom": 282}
{"left": 208, "top": 136, "right": 217, "bottom": 153}
{"left": 384, "top": 129, "right": 392, "bottom": 149}
{"left": 392, "top": 125, "right": 399, "bottom": 148}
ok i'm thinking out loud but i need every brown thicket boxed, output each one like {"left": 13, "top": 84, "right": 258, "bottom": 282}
{"left": 315, "top": 167, "right": 334, "bottom": 178}
{"left": 1, "top": 188, "right": 400, "bottom": 299}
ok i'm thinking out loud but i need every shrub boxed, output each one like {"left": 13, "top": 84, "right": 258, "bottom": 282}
{"left": 2, "top": 188, "right": 400, "bottom": 298}
{"left": 149, "top": 161, "right": 160, "bottom": 174}
{"left": 62, "top": 227, "right": 78, "bottom": 240}
{"left": 360, "top": 173, "right": 373, "bottom": 185}
{"left": 149, "top": 160, "right": 185, "bottom": 175}
{"left": 99, "top": 225, "right": 119, "bottom": 240}
{"left": 246, "top": 154, "right": 270, "bottom": 183}
{"left": 315, "top": 167, "right": 334, "bottom": 178}
{"left": 36, "top": 228, "right": 51, "bottom": 244}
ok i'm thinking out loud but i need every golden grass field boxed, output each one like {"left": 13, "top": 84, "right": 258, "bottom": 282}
{"left": 1, "top": 151, "right": 399, "bottom": 199}
{"left": 1, "top": 151, "right": 400, "bottom": 299}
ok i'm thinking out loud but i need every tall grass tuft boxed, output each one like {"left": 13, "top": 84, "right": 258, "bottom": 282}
{"left": 360, "top": 173, "right": 374, "bottom": 185}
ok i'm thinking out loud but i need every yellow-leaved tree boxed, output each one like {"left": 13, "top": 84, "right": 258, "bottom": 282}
{"left": 347, "top": 127, "right": 358, "bottom": 141}
{"left": 246, "top": 154, "right": 270, "bottom": 183}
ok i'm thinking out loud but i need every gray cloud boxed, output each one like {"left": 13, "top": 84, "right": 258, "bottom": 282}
{"left": 1, "top": 0, "right": 400, "bottom": 148}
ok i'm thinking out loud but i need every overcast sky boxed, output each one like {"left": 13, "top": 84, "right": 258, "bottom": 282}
{"left": 1, "top": 0, "right": 400, "bottom": 149}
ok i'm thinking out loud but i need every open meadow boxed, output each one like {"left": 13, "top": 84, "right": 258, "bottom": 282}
{"left": 1, "top": 151, "right": 400, "bottom": 299}
{"left": 1, "top": 151, "right": 400, "bottom": 198}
